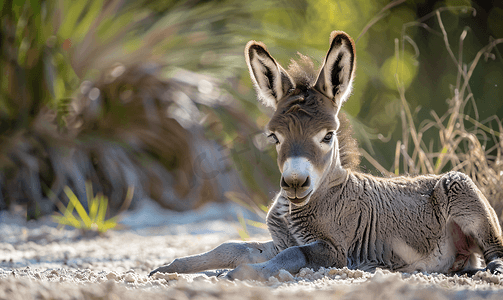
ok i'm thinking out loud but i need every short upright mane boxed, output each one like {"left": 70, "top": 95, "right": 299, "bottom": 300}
{"left": 287, "top": 53, "right": 318, "bottom": 90}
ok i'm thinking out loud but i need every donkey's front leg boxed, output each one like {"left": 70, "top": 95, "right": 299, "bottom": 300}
{"left": 149, "top": 240, "right": 277, "bottom": 276}
{"left": 226, "top": 240, "right": 345, "bottom": 281}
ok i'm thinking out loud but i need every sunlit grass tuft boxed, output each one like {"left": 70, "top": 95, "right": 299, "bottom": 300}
{"left": 52, "top": 184, "right": 134, "bottom": 234}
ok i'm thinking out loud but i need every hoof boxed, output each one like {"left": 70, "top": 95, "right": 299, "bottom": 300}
{"left": 487, "top": 259, "right": 503, "bottom": 275}
{"left": 149, "top": 265, "right": 174, "bottom": 277}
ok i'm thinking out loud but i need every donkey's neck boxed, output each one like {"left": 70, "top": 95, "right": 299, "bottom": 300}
{"left": 323, "top": 144, "right": 349, "bottom": 189}
{"left": 290, "top": 166, "right": 348, "bottom": 215}
{"left": 314, "top": 150, "right": 349, "bottom": 200}
{"left": 325, "top": 166, "right": 349, "bottom": 189}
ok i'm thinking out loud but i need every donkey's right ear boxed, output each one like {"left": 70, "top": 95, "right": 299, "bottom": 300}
{"left": 314, "top": 31, "right": 356, "bottom": 111}
{"left": 245, "top": 41, "right": 295, "bottom": 109}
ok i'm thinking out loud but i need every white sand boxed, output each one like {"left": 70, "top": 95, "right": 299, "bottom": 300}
{"left": 2, "top": 200, "right": 503, "bottom": 299}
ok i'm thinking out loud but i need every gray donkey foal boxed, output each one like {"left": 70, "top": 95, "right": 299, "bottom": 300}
{"left": 150, "top": 31, "right": 503, "bottom": 281}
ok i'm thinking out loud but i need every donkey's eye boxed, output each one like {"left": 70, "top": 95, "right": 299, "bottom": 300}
{"left": 268, "top": 133, "right": 280, "bottom": 144}
{"left": 322, "top": 132, "right": 334, "bottom": 143}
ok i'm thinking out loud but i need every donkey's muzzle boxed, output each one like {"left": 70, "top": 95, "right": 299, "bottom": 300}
{"left": 281, "top": 169, "right": 312, "bottom": 201}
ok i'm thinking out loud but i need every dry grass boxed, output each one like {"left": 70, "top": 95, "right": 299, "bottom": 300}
{"left": 360, "top": 8, "right": 503, "bottom": 225}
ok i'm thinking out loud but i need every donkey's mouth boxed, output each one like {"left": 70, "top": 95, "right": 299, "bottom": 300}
{"left": 287, "top": 190, "right": 313, "bottom": 205}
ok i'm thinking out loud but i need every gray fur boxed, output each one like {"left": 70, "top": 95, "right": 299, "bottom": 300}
{"left": 150, "top": 31, "right": 503, "bottom": 281}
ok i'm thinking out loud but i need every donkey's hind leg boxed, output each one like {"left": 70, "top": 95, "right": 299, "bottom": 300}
{"left": 149, "top": 240, "right": 278, "bottom": 276}
{"left": 438, "top": 171, "right": 503, "bottom": 274}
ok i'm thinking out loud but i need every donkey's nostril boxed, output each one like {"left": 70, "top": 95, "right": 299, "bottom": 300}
{"left": 301, "top": 176, "right": 310, "bottom": 188}
{"left": 280, "top": 176, "right": 290, "bottom": 188}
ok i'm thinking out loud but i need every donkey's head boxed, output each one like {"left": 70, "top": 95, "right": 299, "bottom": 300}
{"left": 245, "top": 31, "right": 356, "bottom": 206}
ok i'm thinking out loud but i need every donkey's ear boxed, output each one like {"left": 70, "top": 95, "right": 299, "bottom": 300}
{"left": 245, "top": 41, "right": 295, "bottom": 109}
{"left": 314, "top": 31, "right": 356, "bottom": 110}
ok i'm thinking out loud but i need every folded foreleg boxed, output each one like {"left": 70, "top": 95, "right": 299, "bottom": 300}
{"left": 226, "top": 240, "right": 345, "bottom": 281}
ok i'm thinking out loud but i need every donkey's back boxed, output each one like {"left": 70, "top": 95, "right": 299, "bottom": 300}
{"left": 150, "top": 31, "right": 503, "bottom": 280}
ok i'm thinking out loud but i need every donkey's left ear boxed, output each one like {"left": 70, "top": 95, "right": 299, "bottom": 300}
{"left": 314, "top": 31, "right": 356, "bottom": 109}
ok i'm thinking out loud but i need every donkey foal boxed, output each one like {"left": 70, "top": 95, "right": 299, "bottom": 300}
{"left": 150, "top": 31, "right": 503, "bottom": 281}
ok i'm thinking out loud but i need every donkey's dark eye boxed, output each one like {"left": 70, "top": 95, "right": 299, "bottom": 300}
{"left": 322, "top": 132, "right": 334, "bottom": 143}
{"left": 268, "top": 133, "right": 280, "bottom": 144}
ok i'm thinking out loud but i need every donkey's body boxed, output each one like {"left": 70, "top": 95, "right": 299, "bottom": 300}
{"left": 268, "top": 170, "right": 495, "bottom": 274}
{"left": 150, "top": 31, "right": 503, "bottom": 280}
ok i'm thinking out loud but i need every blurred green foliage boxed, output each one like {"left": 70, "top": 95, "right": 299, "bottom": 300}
{"left": 1, "top": 0, "right": 502, "bottom": 212}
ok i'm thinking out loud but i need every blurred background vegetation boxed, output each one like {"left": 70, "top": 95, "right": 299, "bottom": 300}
{"left": 1, "top": 0, "right": 502, "bottom": 223}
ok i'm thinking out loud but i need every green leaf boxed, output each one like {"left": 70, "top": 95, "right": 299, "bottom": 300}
{"left": 64, "top": 186, "right": 92, "bottom": 227}
{"left": 86, "top": 182, "right": 99, "bottom": 221}
{"left": 100, "top": 218, "right": 117, "bottom": 232}
{"left": 59, "top": 1, "right": 88, "bottom": 40}
{"left": 53, "top": 213, "right": 82, "bottom": 229}
{"left": 96, "top": 195, "right": 108, "bottom": 225}
{"left": 73, "top": 0, "right": 104, "bottom": 42}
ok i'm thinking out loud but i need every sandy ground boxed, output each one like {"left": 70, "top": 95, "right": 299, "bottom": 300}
{"left": 2, "top": 200, "right": 503, "bottom": 300}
